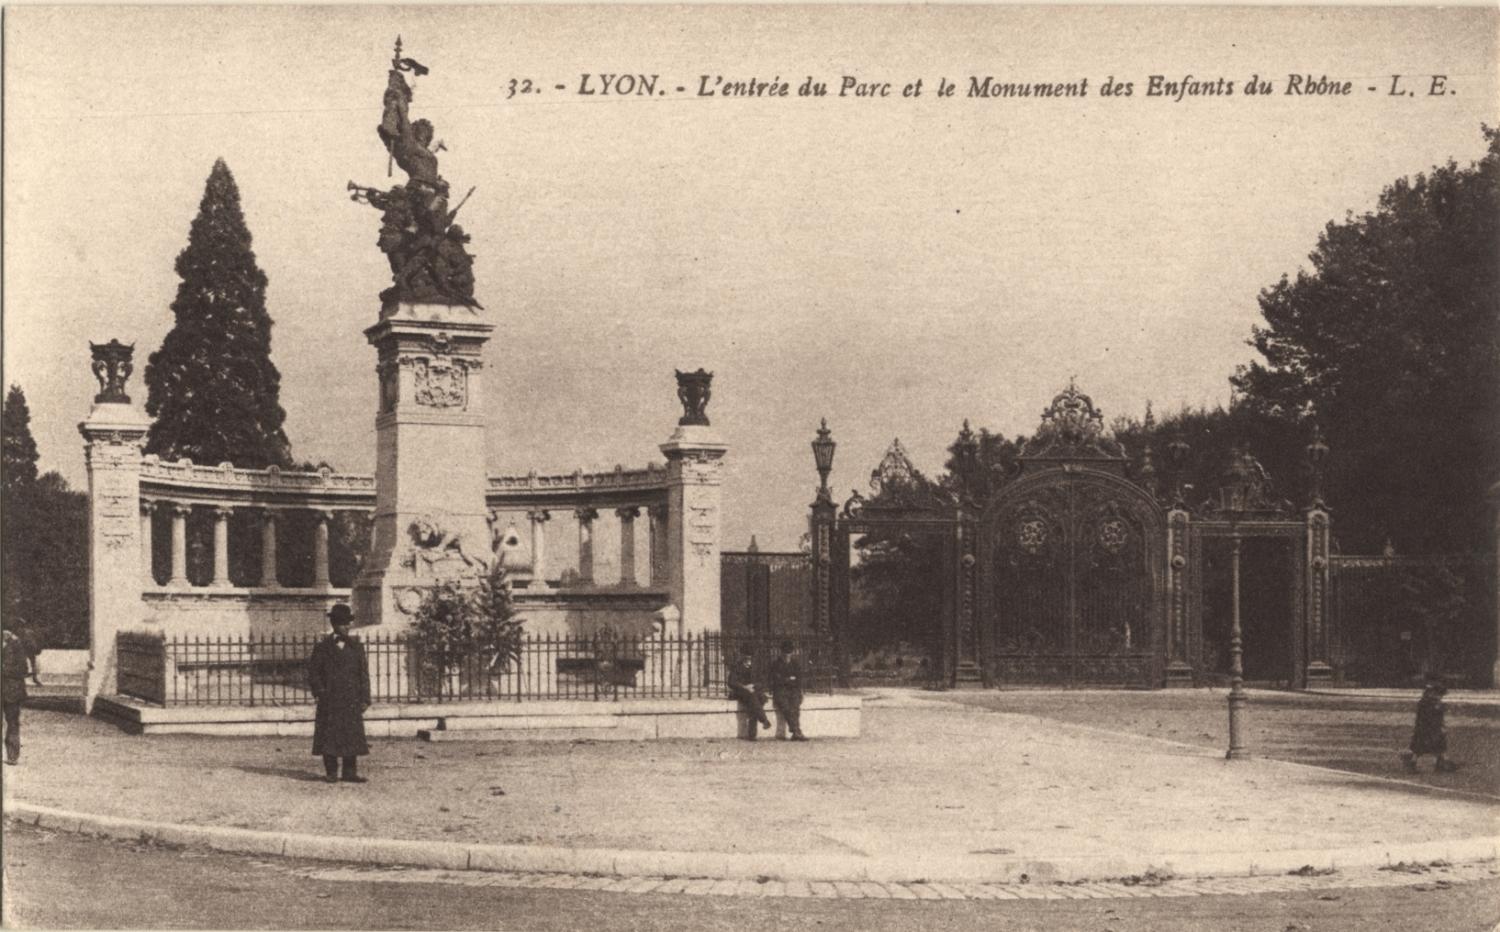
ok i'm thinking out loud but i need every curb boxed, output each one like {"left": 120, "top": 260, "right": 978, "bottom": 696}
{"left": 7, "top": 801, "right": 1497, "bottom": 886}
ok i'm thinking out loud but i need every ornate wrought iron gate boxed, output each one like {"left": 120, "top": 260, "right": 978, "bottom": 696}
{"left": 981, "top": 470, "right": 1163, "bottom": 686}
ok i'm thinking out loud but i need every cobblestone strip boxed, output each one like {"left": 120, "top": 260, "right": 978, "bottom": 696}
{"left": 296, "top": 860, "right": 1500, "bottom": 901}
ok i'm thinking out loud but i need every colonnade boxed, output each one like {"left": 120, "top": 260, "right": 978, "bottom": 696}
{"left": 138, "top": 501, "right": 345, "bottom": 589}
{"left": 508, "top": 503, "right": 670, "bottom": 589}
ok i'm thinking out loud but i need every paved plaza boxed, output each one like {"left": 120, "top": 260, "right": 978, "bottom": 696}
{"left": 4, "top": 687, "right": 1497, "bottom": 894}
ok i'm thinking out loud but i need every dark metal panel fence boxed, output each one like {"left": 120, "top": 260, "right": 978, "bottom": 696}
{"left": 114, "top": 631, "right": 835, "bottom": 707}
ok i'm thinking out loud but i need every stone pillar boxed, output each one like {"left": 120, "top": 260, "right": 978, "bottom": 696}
{"left": 211, "top": 506, "right": 233, "bottom": 588}
{"left": 353, "top": 302, "right": 495, "bottom": 629}
{"left": 168, "top": 504, "right": 190, "bottom": 587}
{"left": 575, "top": 507, "right": 598, "bottom": 586}
{"left": 616, "top": 507, "right": 638, "bottom": 587}
{"left": 648, "top": 503, "right": 668, "bottom": 588}
{"left": 260, "top": 510, "right": 279, "bottom": 588}
{"left": 527, "top": 509, "right": 551, "bottom": 590}
{"left": 313, "top": 510, "right": 332, "bottom": 588}
{"left": 140, "top": 501, "right": 156, "bottom": 585}
{"left": 660, "top": 371, "right": 729, "bottom": 632}
{"left": 78, "top": 340, "right": 152, "bottom": 712}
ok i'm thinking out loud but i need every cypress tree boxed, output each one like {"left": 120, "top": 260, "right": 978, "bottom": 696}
{"left": 144, "top": 159, "right": 292, "bottom": 468}
{"left": 1, "top": 384, "right": 40, "bottom": 492}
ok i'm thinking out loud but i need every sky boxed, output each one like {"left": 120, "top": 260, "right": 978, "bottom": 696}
{"left": 5, "top": 5, "right": 1497, "bottom": 550}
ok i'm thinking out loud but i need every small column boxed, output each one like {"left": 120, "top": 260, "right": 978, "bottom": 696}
{"left": 210, "top": 506, "right": 233, "bottom": 588}
{"left": 648, "top": 503, "right": 668, "bottom": 587}
{"left": 259, "top": 509, "right": 279, "bottom": 588}
{"left": 140, "top": 501, "right": 156, "bottom": 585}
{"left": 527, "top": 509, "right": 551, "bottom": 589}
{"left": 313, "top": 510, "right": 333, "bottom": 588}
{"left": 575, "top": 507, "right": 599, "bottom": 586}
{"left": 168, "top": 504, "right": 191, "bottom": 587}
{"left": 616, "top": 506, "right": 638, "bottom": 587}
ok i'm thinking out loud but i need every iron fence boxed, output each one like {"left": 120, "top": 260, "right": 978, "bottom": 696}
{"left": 114, "top": 631, "right": 836, "bottom": 707}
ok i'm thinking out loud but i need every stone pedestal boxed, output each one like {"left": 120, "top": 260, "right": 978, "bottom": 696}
{"left": 79, "top": 402, "right": 152, "bottom": 712}
{"left": 660, "top": 424, "right": 729, "bottom": 632}
{"left": 352, "top": 301, "right": 495, "bottom": 630}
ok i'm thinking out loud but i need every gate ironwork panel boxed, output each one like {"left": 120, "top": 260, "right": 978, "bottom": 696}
{"left": 983, "top": 472, "right": 1162, "bottom": 687}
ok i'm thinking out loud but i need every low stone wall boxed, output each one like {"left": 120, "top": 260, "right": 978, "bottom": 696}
{"left": 142, "top": 589, "right": 349, "bottom": 638}
{"left": 92, "top": 694, "right": 862, "bottom": 740}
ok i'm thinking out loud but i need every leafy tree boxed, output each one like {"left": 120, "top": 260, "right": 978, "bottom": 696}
{"left": 2, "top": 384, "right": 39, "bottom": 493}
{"left": 409, "top": 564, "right": 524, "bottom": 697}
{"left": 1111, "top": 403, "right": 1308, "bottom": 513}
{"left": 1233, "top": 128, "right": 1500, "bottom": 554}
{"left": 941, "top": 423, "right": 1024, "bottom": 504}
{"left": 144, "top": 158, "right": 292, "bottom": 469}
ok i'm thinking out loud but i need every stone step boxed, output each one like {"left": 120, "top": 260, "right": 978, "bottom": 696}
{"left": 418, "top": 724, "right": 653, "bottom": 742}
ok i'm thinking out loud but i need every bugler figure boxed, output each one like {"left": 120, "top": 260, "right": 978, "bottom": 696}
{"left": 349, "top": 37, "right": 480, "bottom": 307}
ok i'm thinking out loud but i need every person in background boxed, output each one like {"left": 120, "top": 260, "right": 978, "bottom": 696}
{"left": 727, "top": 643, "right": 771, "bottom": 740}
{"left": 1401, "top": 673, "right": 1459, "bottom": 773}
{"left": 770, "top": 639, "right": 808, "bottom": 742}
{"left": 2, "top": 621, "right": 41, "bottom": 765}
{"left": 308, "top": 604, "right": 371, "bottom": 783}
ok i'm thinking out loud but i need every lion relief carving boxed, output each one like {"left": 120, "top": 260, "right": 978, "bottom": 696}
{"left": 403, "top": 513, "right": 492, "bottom": 575}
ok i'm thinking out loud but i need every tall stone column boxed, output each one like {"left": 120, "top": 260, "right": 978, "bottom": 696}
{"left": 211, "top": 506, "right": 233, "bottom": 588}
{"left": 260, "top": 510, "right": 279, "bottom": 588}
{"left": 527, "top": 509, "right": 551, "bottom": 590}
{"left": 352, "top": 303, "right": 495, "bottom": 628}
{"left": 78, "top": 340, "right": 152, "bottom": 712}
{"left": 660, "top": 370, "right": 729, "bottom": 632}
{"left": 169, "top": 504, "right": 191, "bottom": 587}
{"left": 313, "top": 509, "right": 333, "bottom": 588}
{"left": 648, "top": 503, "right": 668, "bottom": 588}
{"left": 575, "top": 507, "right": 598, "bottom": 585}
{"left": 616, "top": 507, "right": 638, "bottom": 587}
{"left": 140, "top": 501, "right": 156, "bottom": 585}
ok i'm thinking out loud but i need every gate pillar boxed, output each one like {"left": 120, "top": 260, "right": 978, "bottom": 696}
{"left": 1304, "top": 507, "right": 1333, "bottom": 683}
{"left": 1166, "top": 507, "right": 1193, "bottom": 685}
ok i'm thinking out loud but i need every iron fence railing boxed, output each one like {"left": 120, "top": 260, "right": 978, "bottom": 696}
{"left": 114, "top": 631, "right": 836, "bottom": 707}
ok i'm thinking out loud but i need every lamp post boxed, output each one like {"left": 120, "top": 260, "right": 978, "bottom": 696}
{"left": 1220, "top": 448, "right": 1253, "bottom": 760}
{"left": 812, "top": 418, "right": 836, "bottom": 506}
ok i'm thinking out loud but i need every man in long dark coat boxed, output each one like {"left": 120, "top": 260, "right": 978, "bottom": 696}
{"left": 769, "top": 640, "right": 808, "bottom": 742}
{"left": 308, "top": 604, "right": 371, "bottom": 783}
{"left": 2, "top": 623, "right": 40, "bottom": 765}
{"left": 1401, "top": 674, "right": 1457, "bottom": 773}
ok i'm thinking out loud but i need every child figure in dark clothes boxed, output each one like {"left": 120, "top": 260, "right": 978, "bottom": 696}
{"left": 1401, "top": 675, "right": 1458, "bottom": 773}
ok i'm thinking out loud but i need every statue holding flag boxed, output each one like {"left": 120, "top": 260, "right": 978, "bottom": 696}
{"left": 350, "top": 37, "right": 480, "bottom": 307}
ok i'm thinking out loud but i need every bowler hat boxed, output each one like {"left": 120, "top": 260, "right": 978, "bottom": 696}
{"left": 327, "top": 603, "right": 354, "bottom": 626}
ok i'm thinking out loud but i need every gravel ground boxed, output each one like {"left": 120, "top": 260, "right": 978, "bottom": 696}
{"left": 3, "top": 690, "right": 1496, "bottom": 867}
{"left": 930, "top": 688, "right": 1500, "bottom": 798}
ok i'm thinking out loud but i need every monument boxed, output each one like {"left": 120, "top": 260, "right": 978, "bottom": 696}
{"left": 351, "top": 39, "right": 495, "bottom": 629}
